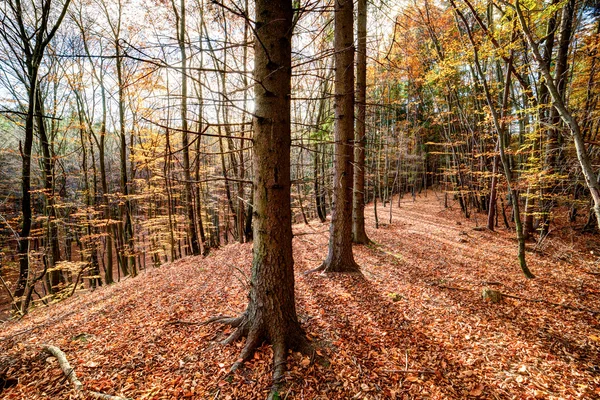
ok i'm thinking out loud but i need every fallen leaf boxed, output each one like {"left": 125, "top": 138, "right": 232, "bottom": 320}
{"left": 469, "top": 384, "right": 484, "bottom": 397}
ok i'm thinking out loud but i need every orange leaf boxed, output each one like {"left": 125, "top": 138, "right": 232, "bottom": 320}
{"left": 469, "top": 384, "right": 484, "bottom": 397}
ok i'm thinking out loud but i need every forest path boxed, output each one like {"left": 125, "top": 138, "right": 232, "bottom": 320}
{"left": 0, "top": 191, "right": 599, "bottom": 399}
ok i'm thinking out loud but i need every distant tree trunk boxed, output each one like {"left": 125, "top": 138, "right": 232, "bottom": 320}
{"left": 318, "top": 0, "right": 360, "bottom": 273}
{"left": 98, "top": 75, "right": 114, "bottom": 284}
{"left": 314, "top": 143, "right": 327, "bottom": 223}
{"left": 244, "top": 184, "right": 254, "bottom": 241}
{"left": 36, "top": 87, "right": 62, "bottom": 291}
{"left": 194, "top": 71, "right": 208, "bottom": 255}
{"left": 173, "top": 0, "right": 200, "bottom": 255}
{"left": 115, "top": 39, "right": 136, "bottom": 277}
{"left": 8, "top": 0, "right": 71, "bottom": 308}
{"left": 540, "top": 0, "right": 575, "bottom": 237}
{"left": 453, "top": 1, "right": 534, "bottom": 278}
{"left": 77, "top": 104, "right": 101, "bottom": 288}
{"left": 237, "top": 0, "right": 250, "bottom": 242}
{"left": 523, "top": 185, "right": 535, "bottom": 240}
{"left": 14, "top": 71, "right": 37, "bottom": 304}
{"left": 208, "top": 1, "right": 310, "bottom": 395}
{"left": 487, "top": 147, "right": 499, "bottom": 230}
{"left": 297, "top": 152, "right": 309, "bottom": 225}
{"left": 164, "top": 124, "right": 177, "bottom": 261}
{"left": 538, "top": 1, "right": 559, "bottom": 237}
{"left": 75, "top": 15, "right": 115, "bottom": 284}
{"left": 515, "top": 0, "right": 600, "bottom": 232}
{"left": 313, "top": 79, "right": 329, "bottom": 223}
{"left": 352, "top": 0, "right": 370, "bottom": 244}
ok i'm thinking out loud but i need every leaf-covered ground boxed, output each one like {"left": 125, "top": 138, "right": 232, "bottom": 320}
{"left": 1, "top": 192, "right": 599, "bottom": 399}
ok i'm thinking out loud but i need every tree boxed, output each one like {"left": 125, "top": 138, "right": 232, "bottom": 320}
{"left": 452, "top": 0, "right": 534, "bottom": 278}
{"left": 207, "top": 0, "right": 310, "bottom": 396}
{"left": 514, "top": 0, "right": 600, "bottom": 231}
{"left": 352, "top": 0, "right": 370, "bottom": 244}
{"left": 171, "top": 0, "right": 201, "bottom": 255}
{"left": 316, "top": 0, "right": 360, "bottom": 273}
{"left": 0, "top": 0, "right": 72, "bottom": 311}
{"left": 97, "top": 0, "right": 136, "bottom": 277}
{"left": 71, "top": 5, "right": 114, "bottom": 284}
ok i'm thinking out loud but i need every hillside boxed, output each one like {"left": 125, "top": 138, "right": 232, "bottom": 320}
{"left": 1, "top": 192, "right": 599, "bottom": 399}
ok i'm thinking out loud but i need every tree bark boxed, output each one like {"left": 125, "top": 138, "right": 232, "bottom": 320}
{"left": 208, "top": 0, "right": 310, "bottom": 396}
{"left": 115, "top": 33, "right": 136, "bottom": 277}
{"left": 319, "top": 0, "right": 360, "bottom": 273}
{"left": 9, "top": 0, "right": 71, "bottom": 307}
{"left": 352, "top": 0, "right": 370, "bottom": 244}
{"left": 36, "top": 87, "right": 62, "bottom": 291}
{"left": 173, "top": 0, "right": 200, "bottom": 255}
{"left": 538, "top": 0, "right": 559, "bottom": 237}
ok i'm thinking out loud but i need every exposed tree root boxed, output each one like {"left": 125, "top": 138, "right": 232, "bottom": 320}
{"left": 207, "top": 311, "right": 312, "bottom": 399}
{"left": 42, "top": 344, "right": 131, "bottom": 400}
{"left": 304, "top": 264, "right": 326, "bottom": 275}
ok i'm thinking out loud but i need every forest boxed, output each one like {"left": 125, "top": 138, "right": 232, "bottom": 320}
{"left": 0, "top": 0, "right": 600, "bottom": 398}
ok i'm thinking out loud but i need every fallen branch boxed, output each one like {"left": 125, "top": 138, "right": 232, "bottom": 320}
{"left": 499, "top": 293, "right": 600, "bottom": 315}
{"left": 435, "top": 284, "right": 471, "bottom": 292}
{"left": 433, "top": 283, "right": 600, "bottom": 315}
{"left": 382, "top": 369, "right": 436, "bottom": 374}
{"left": 42, "top": 345, "right": 82, "bottom": 390}
{"left": 166, "top": 320, "right": 202, "bottom": 326}
{"left": 0, "top": 327, "right": 38, "bottom": 342}
{"left": 42, "top": 344, "right": 131, "bottom": 400}
{"left": 0, "top": 274, "right": 22, "bottom": 316}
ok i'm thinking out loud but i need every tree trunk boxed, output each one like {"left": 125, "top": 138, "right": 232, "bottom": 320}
{"left": 487, "top": 148, "right": 499, "bottom": 231}
{"left": 115, "top": 40, "right": 136, "bottom": 277}
{"left": 454, "top": 1, "right": 535, "bottom": 278}
{"left": 515, "top": 0, "right": 600, "bottom": 231}
{"left": 352, "top": 0, "right": 370, "bottom": 244}
{"left": 538, "top": 0, "right": 559, "bottom": 237}
{"left": 319, "top": 0, "right": 360, "bottom": 273}
{"left": 15, "top": 72, "right": 38, "bottom": 304}
{"left": 209, "top": 1, "right": 310, "bottom": 396}
{"left": 36, "top": 86, "right": 62, "bottom": 291}
{"left": 174, "top": 0, "right": 200, "bottom": 255}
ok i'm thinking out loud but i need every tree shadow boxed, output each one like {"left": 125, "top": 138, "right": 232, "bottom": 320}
{"left": 295, "top": 272, "right": 507, "bottom": 399}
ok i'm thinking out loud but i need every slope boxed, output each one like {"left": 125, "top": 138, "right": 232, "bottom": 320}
{"left": 0, "top": 192, "right": 599, "bottom": 399}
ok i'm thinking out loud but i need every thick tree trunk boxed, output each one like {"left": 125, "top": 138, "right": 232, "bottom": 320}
{"left": 352, "top": 0, "right": 370, "bottom": 244}
{"left": 319, "top": 0, "right": 360, "bottom": 273}
{"left": 209, "top": 0, "right": 309, "bottom": 396}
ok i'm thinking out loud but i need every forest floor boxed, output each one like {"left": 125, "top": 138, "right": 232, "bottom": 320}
{"left": 1, "top": 191, "right": 600, "bottom": 399}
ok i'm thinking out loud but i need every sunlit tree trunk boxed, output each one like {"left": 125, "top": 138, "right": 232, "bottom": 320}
{"left": 207, "top": 1, "right": 310, "bottom": 396}
{"left": 318, "top": 0, "right": 360, "bottom": 273}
